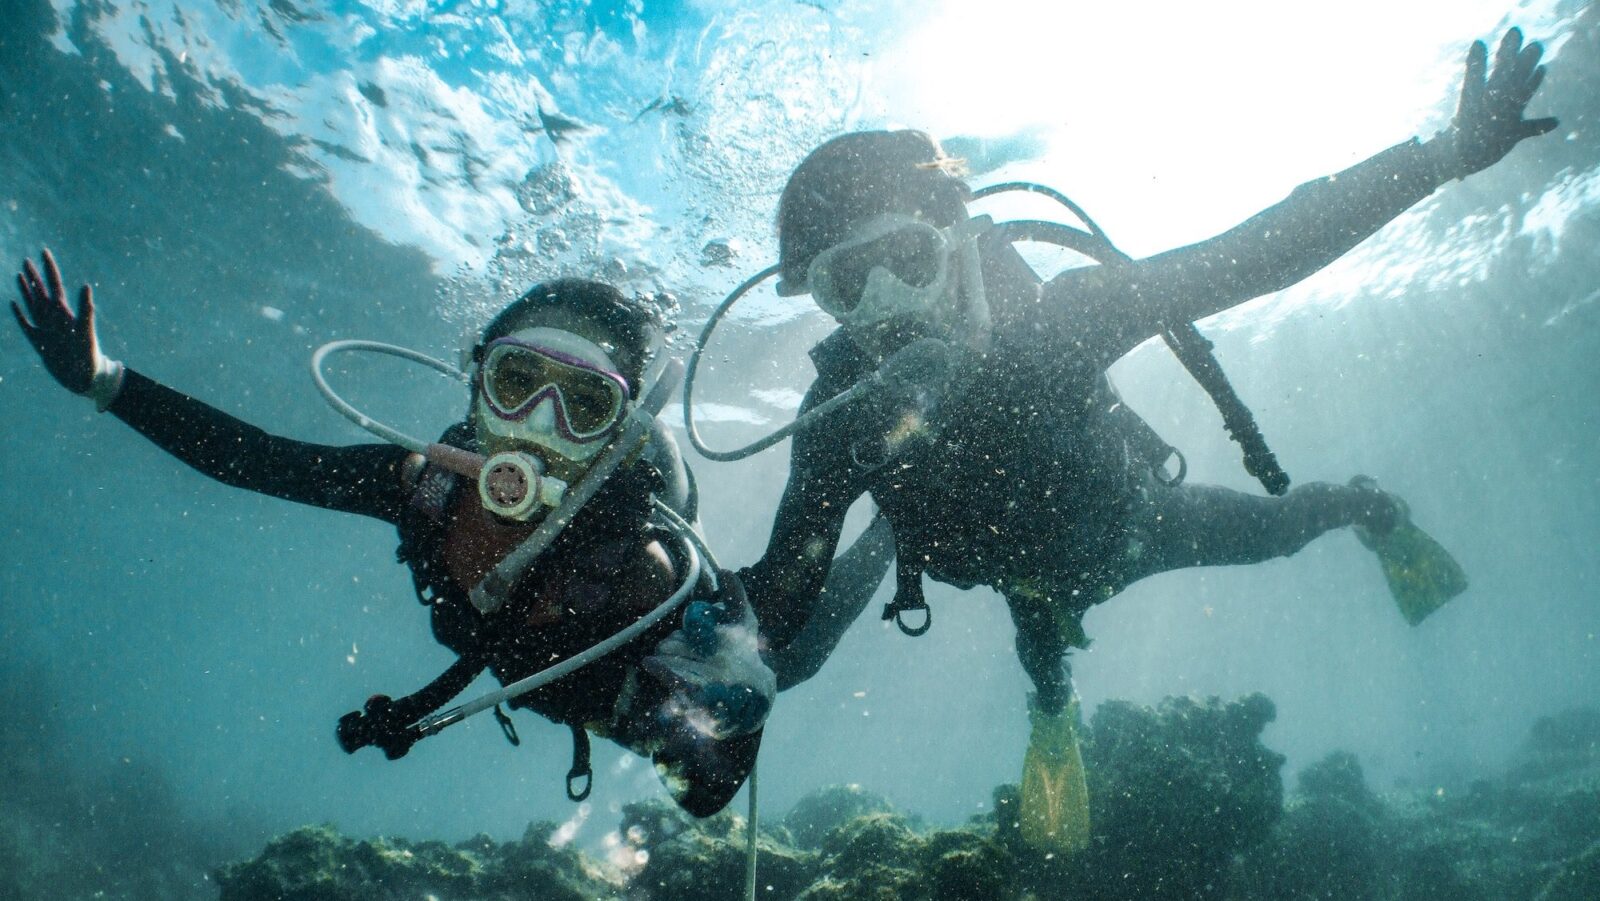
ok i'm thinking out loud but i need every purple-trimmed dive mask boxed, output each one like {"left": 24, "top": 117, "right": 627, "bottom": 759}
{"left": 475, "top": 328, "right": 630, "bottom": 461}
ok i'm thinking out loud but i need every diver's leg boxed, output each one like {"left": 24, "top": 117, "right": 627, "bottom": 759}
{"left": 1007, "top": 589, "right": 1091, "bottom": 851}
{"left": 1132, "top": 480, "right": 1399, "bottom": 575}
{"left": 1007, "top": 590, "right": 1072, "bottom": 714}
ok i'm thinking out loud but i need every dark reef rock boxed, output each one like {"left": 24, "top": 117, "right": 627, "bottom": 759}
{"left": 1515, "top": 707, "right": 1600, "bottom": 782}
{"left": 621, "top": 797, "right": 813, "bottom": 901}
{"left": 981, "top": 693, "right": 1286, "bottom": 901}
{"left": 1233, "top": 752, "right": 1386, "bottom": 900}
{"left": 782, "top": 783, "right": 896, "bottom": 851}
{"left": 1234, "top": 706, "right": 1600, "bottom": 901}
{"left": 1537, "top": 839, "right": 1600, "bottom": 901}
{"left": 188, "top": 700, "right": 1600, "bottom": 901}
{"left": 215, "top": 822, "right": 613, "bottom": 901}
{"left": 1078, "top": 693, "right": 1285, "bottom": 900}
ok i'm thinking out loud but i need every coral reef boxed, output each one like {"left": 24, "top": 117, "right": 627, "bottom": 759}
{"left": 211, "top": 693, "right": 1285, "bottom": 901}
{"left": 1237, "top": 706, "right": 1600, "bottom": 901}
{"left": 19, "top": 696, "right": 1596, "bottom": 900}
{"left": 1078, "top": 693, "right": 1285, "bottom": 899}
{"left": 781, "top": 783, "right": 896, "bottom": 851}
{"left": 620, "top": 798, "right": 813, "bottom": 901}
{"left": 214, "top": 822, "right": 615, "bottom": 901}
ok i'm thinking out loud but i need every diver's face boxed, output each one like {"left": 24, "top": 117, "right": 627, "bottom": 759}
{"left": 472, "top": 312, "right": 630, "bottom": 483}
{"left": 811, "top": 206, "right": 968, "bottom": 358}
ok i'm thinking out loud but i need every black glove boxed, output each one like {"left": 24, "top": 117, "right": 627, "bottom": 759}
{"left": 336, "top": 694, "right": 422, "bottom": 760}
{"left": 11, "top": 249, "right": 124, "bottom": 409}
{"left": 642, "top": 599, "right": 776, "bottom": 741}
{"left": 1433, "top": 28, "right": 1559, "bottom": 181}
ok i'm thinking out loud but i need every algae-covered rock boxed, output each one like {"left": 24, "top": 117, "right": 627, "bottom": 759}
{"left": 214, "top": 822, "right": 614, "bottom": 901}
{"left": 481, "top": 821, "right": 620, "bottom": 901}
{"left": 1074, "top": 693, "right": 1285, "bottom": 900}
{"left": 784, "top": 784, "right": 896, "bottom": 851}
{"left": 816, "top": 811, "right": 922, "bottom": 875}
{"left": 921, "top": 829, "right": 1017, "bottom": 901}
{"left": 1513, "top": 706, "right": 1600, "bottom": 785}
{"left": 1232, "top": 705, "right": 1600, "bottom": 901}
{"left": 1298, "top": 750, "right": 1383, "bottom": 811}
{"left": 793, "top": 864, "right": 921, "bottom": 900}
{"left": 1537, "top": 839, "right": 1600, "bottom": 901}
{"left": 1528, "top": 708, "right": 1600, "bottom": 756}
{"left": 1233, "top": 752, "right": 1385, "bottom": 901}
{"left": 209, "top": 696, "right": 1600, "bottom": 901}
{"left": 216, "top": 824, "right": 477, "bottom": 900}
{"left": 794, "top": 809, "right": 1016, "bottom": 900}
{"left": 777, "top": 789, "right": 1013, "bottom": 901}
{"left": 963, "top": 694, "right": 1286, "bottom": 900}
{"left": 622, "top": 797, "right": 815, "bottom": 901}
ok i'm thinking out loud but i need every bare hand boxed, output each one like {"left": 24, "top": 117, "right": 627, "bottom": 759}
{"left": 11, "top": 249, "right": 101, "bottom": 395}
{"left": 1441, "top": 28, "right": 1559, "bottom": 179}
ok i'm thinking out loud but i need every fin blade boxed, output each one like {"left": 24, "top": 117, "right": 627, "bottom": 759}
{"left": 1019, "top": 703, "right": 1091, "bottom": 853}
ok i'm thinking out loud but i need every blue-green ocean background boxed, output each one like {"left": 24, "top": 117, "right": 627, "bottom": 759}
{"left": 1, "top": 0, "right": 1596, "bottom": 881}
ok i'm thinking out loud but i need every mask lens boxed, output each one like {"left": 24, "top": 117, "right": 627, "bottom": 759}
{"left": 812, "top": 222, "right": 944, "bottom": 314}
{"left": 486, "top": 349, "right": 550, "bottom": 411}
{"left": 560, "top": 376, "right": 622, "bottom": 434}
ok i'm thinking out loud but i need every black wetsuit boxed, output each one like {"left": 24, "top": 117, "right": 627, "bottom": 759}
{"left": 744, "top": 138, "right": 1445, "bottom": 710}
{"left": 107, "top": 369, "right": 757, "bottom": 815}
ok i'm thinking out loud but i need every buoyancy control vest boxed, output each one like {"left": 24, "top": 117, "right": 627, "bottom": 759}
{"left": 339, "top": 417, "right": 704, "bottom": 800}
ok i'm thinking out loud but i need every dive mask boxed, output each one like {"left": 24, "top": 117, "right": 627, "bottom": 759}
{"left": 475, "top": 327, "right": 630, "bottom": 463}
{"left": 808, "top": 215, "right": 951, "bottom": 322}
{"left": 807, "top": 214, "right": 990, "bottom": 354}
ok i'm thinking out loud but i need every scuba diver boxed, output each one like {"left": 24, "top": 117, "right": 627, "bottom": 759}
{"left": 10, "top": 253, "right": 778, "bottom": 816}
{"left": 695, "top": 28, "right": 1548, "bottom": 850}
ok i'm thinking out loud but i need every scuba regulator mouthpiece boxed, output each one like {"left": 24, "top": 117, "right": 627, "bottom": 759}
{"left": 478, "top": 451, "right": 568, "bottom": 521}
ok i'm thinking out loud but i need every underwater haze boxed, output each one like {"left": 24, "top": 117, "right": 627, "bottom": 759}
{"left": 2, "top": 0, "right": 1598, "bottom": 896}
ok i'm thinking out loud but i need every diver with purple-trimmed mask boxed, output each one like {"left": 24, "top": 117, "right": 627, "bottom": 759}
{"left": 11, "top": 256, "right": 781, "bottom": 816}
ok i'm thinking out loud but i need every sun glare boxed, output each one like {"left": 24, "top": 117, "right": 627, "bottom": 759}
{"left": 870, "top": 0, "right": 1535, "bottom": 253}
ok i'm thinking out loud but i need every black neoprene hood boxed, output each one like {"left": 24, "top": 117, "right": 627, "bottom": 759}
{"left": 776, "top": 130, "right": 972, "bottom": 292}
{"left": 476, "top": 278, "right": 658, "bottom": 396}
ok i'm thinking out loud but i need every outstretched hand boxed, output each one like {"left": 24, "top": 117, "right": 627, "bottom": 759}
{"left": 12, "top": 249, "right": 103, "bottom": 396}
{"left": 1439, "top": 27, "right": 1559, "bottom": 179}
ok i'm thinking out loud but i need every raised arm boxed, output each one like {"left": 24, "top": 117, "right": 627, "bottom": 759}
{"left": 764, "top": 512, "right": 894, "bottom": 690}
{"left": 739, "top": 377, "right": 873, "bottom": 651}
{"left": 1041, "top": 28, "right": 1558, "bottom": 370}
{"left": 12, "top": 249, "right": 410, "bottom": 523}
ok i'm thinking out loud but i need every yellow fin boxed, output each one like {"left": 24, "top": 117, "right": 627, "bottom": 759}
{"left": 1019, "top": 699, "right": 1091, "bottom": 853}
{"left": 1356, "top": 519, "right": 1468, "bottom": 626}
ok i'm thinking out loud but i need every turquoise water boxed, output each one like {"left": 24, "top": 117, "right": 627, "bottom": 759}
{"left": 2, "top": 0, "right": 1597, "bottom": 891}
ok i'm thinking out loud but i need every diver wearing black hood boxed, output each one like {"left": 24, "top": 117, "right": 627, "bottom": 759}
{"left": 736, "top": 28, "right": 1550, "bottom": 849}
{"left": 11, "top": 259, "right": 772, "bottom": 816}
